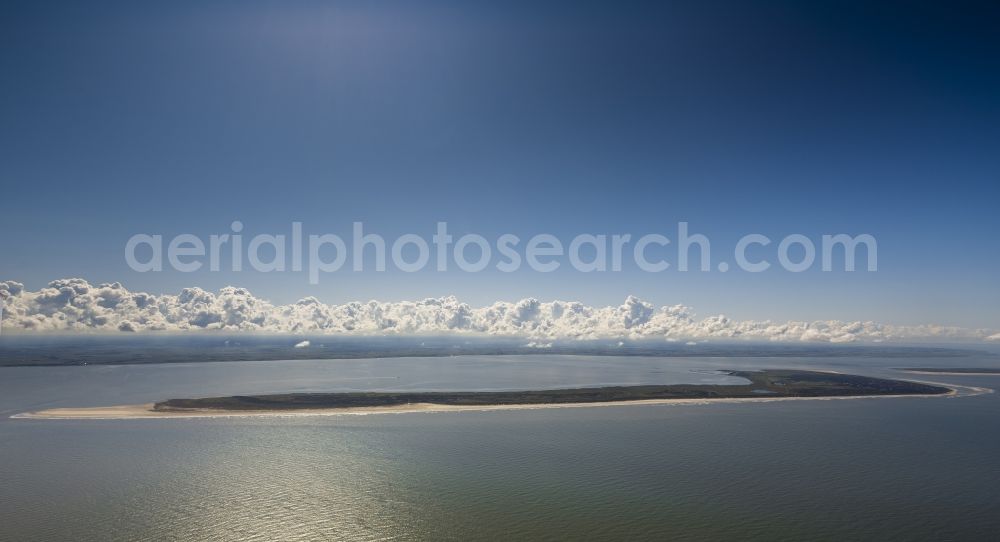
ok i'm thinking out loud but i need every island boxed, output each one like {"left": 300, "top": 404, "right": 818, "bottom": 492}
{"left": 151, "top": 370, "right": 949, "bottom": 411}
{"left": 13, "top": 370, "right": 956, "bottom": 420}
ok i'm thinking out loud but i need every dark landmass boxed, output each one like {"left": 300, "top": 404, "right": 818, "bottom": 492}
{"left": 0, "top": 335, "right": 990, "bottom": 367}
{"left": 154, "top": 370, "right": 951, "bottom": 411}
{"left": 898, "top": 368, "right": 1000, "bottom": 374}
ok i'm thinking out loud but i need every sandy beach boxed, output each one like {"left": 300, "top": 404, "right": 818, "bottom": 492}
{"left": 11, "top": 382, "right": 990, "bottom": 420}
{"left": 901, "top": 370, "right": 1000, "bottom": 376}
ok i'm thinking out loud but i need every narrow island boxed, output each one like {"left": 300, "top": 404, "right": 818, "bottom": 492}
{"left": 14, "top": 370, "right": 956, "bottom": 419}
{"left": 154, "top": 369, "right": 949, "bottom": 410}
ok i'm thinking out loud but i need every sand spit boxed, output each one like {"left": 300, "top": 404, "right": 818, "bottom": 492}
{"left": 901, "top": 370, "right": 1000, "bottom": 376}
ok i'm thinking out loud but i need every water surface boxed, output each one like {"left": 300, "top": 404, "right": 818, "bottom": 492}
{"left": 2, "top": 352, "right": 1000, "bottom": 541}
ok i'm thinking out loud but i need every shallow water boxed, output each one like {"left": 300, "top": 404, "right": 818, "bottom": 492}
{"left": 2, "top": 352, "right": 1000, "bottom": 541}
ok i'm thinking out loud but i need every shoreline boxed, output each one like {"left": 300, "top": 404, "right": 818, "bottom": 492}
{"left": 12, "top": 383, "right": 991, "bottom": 420}
{"left": 900, "top": 370, "right": 1000, "bottom": 376}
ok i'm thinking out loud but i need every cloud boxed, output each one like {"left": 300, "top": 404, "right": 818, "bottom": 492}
{"left": 0, "top": 278, "right": 995, "bottom": 343}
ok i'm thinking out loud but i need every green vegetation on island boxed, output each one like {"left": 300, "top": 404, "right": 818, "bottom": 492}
{"left": 154, "top": 370, "right": 950, "bottom": 411}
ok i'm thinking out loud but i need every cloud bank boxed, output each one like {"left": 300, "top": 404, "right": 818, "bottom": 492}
{"left": 0, "top": 278, "right": 994, "bottom": 343}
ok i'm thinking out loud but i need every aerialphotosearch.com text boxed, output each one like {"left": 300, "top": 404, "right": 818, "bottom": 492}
{"left": 125, "top": 222, "right": 878, "bottom": 284}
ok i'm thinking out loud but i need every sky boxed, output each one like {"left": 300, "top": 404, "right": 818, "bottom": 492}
{"left": 1, "top": 0, "right": 998, "bottom": 329}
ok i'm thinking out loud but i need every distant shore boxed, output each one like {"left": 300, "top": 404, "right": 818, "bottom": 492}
{"left": 0, "top": 339, "right": 984, "bottom": 368}
{"left": 13, "top": 370, "right": 975, "bottom": 420}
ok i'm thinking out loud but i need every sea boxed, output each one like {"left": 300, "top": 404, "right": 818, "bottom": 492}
{"left": 2, "top": 343, "right": 1000, "bottom": 541}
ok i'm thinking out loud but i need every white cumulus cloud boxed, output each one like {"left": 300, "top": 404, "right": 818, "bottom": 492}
{"left": 0, "top": 278, "right": 995, "bottom": 343}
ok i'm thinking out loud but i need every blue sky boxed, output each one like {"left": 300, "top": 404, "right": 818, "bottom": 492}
{"left": 1, "top": 0, "right": 998, "bottom": 327}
